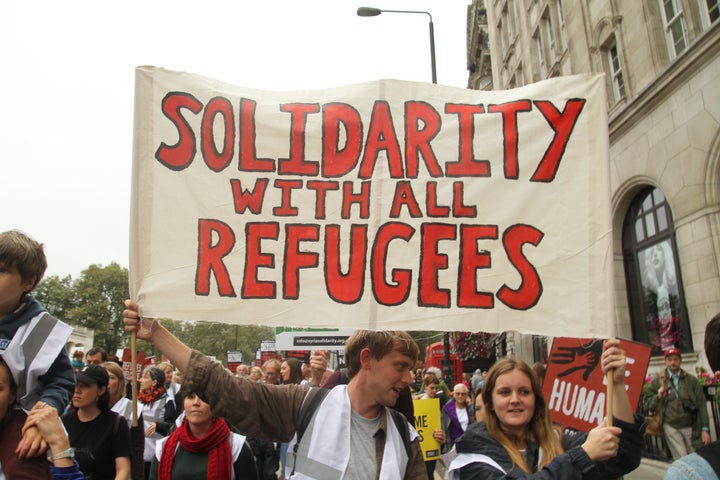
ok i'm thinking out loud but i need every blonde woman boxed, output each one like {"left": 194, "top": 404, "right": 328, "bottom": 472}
{"left": 248, "top": 366, "right": 264, "bottom": 382}
{"left": 449, "top": 339, "right": 642, "bottom": 479}
{"left": 102, "top": 361, "right": 133, "bottom": 427}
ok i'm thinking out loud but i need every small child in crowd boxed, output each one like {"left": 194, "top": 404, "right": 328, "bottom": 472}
{"left": 0, "top": 230, "right": 75, "bottom": 459}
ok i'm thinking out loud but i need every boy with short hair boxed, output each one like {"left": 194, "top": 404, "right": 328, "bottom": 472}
{"left": 0, "top": 230, "right": 75, "bottom": 458}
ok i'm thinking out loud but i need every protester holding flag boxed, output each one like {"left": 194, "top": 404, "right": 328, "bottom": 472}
{"left": 123, "top": 300, "right": 427, "bottom": 480}
{"left": 448, "top": 339, "right": 642, "bottom": 479}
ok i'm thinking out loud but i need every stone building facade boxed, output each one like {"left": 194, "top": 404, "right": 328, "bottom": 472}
{"left": 467, "top": 0, "right": 720, "bottom": 372}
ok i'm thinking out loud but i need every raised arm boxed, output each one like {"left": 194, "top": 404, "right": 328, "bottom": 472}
{"left": 601, "top": 338, "right": 634, "bottom": 424}
{"left": 123, "top": 300, "right": 192, "bottom": 372}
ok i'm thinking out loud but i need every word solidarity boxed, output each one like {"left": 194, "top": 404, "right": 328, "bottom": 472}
{"left": 156, "top": 95, "right": 585, "bottom": 183}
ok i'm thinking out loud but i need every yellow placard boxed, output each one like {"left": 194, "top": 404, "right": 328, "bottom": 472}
{"left": 413, "top": 398, "right": 442, "bottom": 460}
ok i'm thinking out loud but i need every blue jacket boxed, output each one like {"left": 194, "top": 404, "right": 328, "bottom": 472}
{"left": 50, "top": 461, "right": 85, "bottom": 480}
{"left": 450, "top": 418, "right": 642, "bottom": 479}
{"left": 0, "top": 294, "right": 75, "bottom": 412}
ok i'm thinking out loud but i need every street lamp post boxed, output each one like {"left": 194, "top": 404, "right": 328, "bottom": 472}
{"left": 356, "top": 7, "right": 437, "bottom": 84}
{"left": 357, "top": 6, "right": 451, "bottom": 388}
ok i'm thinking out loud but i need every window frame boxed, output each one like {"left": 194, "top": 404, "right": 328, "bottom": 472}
{"left": 699, "top": 0, "right": 720, "bottom": 28}
{"left": 660, "top": 0, "right": 689, "bottom": 58}
{"left": 607, "top": 40, "right": 626, "bottom": 101}
{"left": 533, "top": 28, "right": 547, "bottom": 78}
{"left": 554, "top": 0, "right": 568, "bottom": 53}
{"left": 542, "top": 10, "right": 557, "bottom": 65}
{"left": 622, "top": 187, "right": 693, "bottom": 356}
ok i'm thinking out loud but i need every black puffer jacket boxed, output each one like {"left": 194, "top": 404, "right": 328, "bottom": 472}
{"left": 450, "top": 419, "right": 642, "bottom": 480}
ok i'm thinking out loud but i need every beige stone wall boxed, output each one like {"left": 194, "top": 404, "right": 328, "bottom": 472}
{"left": 473, "top": 0, "right": 720, "bottom": 367}
{"left": 610, "top": 25, "right": 720, "bottom": 360}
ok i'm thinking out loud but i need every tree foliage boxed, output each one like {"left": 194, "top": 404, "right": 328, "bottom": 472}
{"left": 34, "top": 274, "right": 75, "bottom": 321}
{"left": 36, "top": 263, "right": 138, "bottom": 355}
{"left": 36, "top": 264, "right": 489, "bottom": 367}
{"left": 159, "top": 320, "right": 274, "bottom": 366}
{"left": 68, "top": 263, "right": 129, "bottom": 354}
{"left": 35, "top": 264, "right": 274, "bottom": 365}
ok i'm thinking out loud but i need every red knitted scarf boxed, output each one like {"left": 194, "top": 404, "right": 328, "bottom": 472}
{"left": 157, "top": 418, "right": 231, "bottom": 480}
{"left": 138, "top": 385, "right": 166, "bottom": 406}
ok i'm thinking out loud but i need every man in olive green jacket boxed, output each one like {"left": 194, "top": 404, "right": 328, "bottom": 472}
{"left": 124, "top": 300, "right": 428, "bottom": 480}
{"left": 644, "top": 348, "right": 710, "bottom": 460}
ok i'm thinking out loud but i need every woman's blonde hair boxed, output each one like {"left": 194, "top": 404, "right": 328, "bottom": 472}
{"left": 249, "top": 366, "right": 264, "bottom": 381}
{"left": 481, "top": 358, "right": 563, "bottom": 473}
{"left": 101, "top": 361, "right": 127, "bottom": 403}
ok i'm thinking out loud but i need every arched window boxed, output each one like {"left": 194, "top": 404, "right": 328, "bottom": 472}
{"left": 622, "top": 187, "right": 692, "bottom": 355}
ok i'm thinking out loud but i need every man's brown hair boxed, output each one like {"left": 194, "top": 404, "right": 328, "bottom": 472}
{"left": 344, "top": 330, "right": 419, "bottom": 379}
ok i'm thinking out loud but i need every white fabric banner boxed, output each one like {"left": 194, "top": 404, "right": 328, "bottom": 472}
{"left": 130, "top": 66, "right": 614, "bottom": 337}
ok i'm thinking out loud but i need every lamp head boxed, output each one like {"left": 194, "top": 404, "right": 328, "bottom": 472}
{"left": 357, "top": 7, "right": 382, "bottom": 17}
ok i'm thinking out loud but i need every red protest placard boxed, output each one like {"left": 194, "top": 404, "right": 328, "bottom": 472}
{"left": 542, "top": 338, "right": 651, "bottom": 432}
{"left": 121, "top": 348, "right": 146, "bottom": 382}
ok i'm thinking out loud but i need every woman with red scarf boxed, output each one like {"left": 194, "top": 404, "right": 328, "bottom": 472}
{"left": 138, "top": 366, "right": 177, "bottom": 479}
{"left": 148, "top": 390, "right": 258, "bottom": 480}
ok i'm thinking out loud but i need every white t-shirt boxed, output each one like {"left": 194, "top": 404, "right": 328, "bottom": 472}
{"left": 456, "top": 405, "right": 469, "bottom": 432}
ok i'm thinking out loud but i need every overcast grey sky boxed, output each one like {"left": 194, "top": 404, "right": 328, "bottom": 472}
{"left": 1, "top": 1, "right": 470, "bottom": 279}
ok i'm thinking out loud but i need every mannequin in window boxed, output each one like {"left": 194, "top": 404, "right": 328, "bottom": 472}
{"left": 643, "top": 242, "right": 678, "bottom": 350}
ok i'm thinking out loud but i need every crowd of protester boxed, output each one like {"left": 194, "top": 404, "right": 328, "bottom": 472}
{"left": 3, "top": 228, "right": 720, "bottom": 479}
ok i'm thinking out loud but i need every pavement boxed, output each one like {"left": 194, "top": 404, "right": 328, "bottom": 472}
{"left": 625, "top": 458, "right": 670, "bottom": 479}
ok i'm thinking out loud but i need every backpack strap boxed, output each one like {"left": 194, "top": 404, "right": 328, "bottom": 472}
{"left": 387, "top": 408, "right": 412, "bottom": 457}
{"left": 295, "top": 387, "right": 330, "bottom": 444}
{"left": 290, "top": 387, "right": 330, "bottom": 477}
